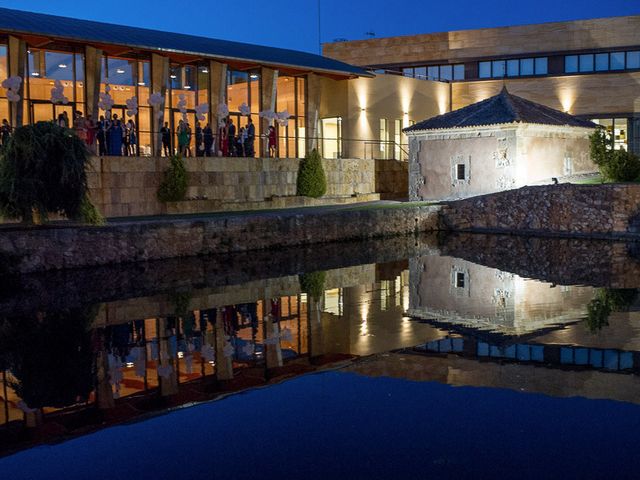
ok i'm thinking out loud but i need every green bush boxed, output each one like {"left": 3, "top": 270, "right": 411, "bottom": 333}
{"left": 585, "top": 288, "right": 638, "bottom": 333}
{"left": 157, "top": 155, "right": 188, "bottom": 202}
{"left": 78, "top": 194, "right": 105, "bottom": 226}
{"left": 589, "top": 128, "right": 640, "bottom": 182}
{"left": 296, "top": 149, "right": 327, "bottom": 198}
{"left": 0, "top": 121, "right": 91, "bottom": 223}
{"left": 299, "top": 270, "right": 326, "bottom": 301}
{"left": 599, "top": 149, "right": 640, "bottom": 182}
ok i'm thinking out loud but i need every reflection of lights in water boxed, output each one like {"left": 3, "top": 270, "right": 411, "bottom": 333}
{"left": 178, "top": 351, "right": 184, "bottom": 358}
{"left": 126, "top": 362, "right": 134, "bottom": 368}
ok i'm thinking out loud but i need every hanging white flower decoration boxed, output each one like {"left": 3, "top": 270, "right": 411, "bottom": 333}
{"left": 98, "top": 84, "right": 114, "bottom": 113}
{"left": 2, "top": 75, "right": 22, "bottom": 102}
{"left": 201, "top": 344, "right": 215, "bottom": 362}
{"left": 177, "top": 93, "right": 188, "bottom": 122}
{"left": 125, "top": 96, "right": 138, "bottom": 117}
{"left": 217, "top": 102, "right": 229, "bottom": 120}
{"left": 50, "top": 79, "right": 69, "bottom": 105}
{"left": 276, "top": 110, "right": 290, "bottom": 127}
{"left": 195, "top": 103, "right": 209, "bottom": 122}
{"left": 147, "top": 92, "right": 164, "bottom": 109}
{"left": 238, "top": 102, "right": 251, "bottom": 116}
{"left": 259, "top": 109, "right": 277, "bottom": 122}
{"left": 280, "top": 327, "right": 293, "bottom": 342}
{"left": 223, "top": 343, "right": 235, "bottom": 358}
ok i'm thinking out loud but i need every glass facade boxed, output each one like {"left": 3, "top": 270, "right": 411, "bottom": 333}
{"left": 479, "top": 56, "right": 547, "bottom": 78}
{"left": 402, "top": 64, "right": 464, "bottom": 82}
{"left": 591, "top": 118, "right": 629, "bottom": 151}
{"left": 565, "top": 50, "right": 640, "bottom": 74}
{"left": 0, "top": 44, "right": 7, "bottom": 127}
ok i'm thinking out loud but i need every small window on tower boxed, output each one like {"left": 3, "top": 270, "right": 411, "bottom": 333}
{"left": 456, "top": 272, "right": 465, "bottom": 288}
{"left": 456, "top": 164, "right": 466, "bottom": 180}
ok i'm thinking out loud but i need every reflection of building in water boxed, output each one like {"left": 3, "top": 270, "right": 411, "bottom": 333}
{"left": 407, "top": 255, "right": 595, "bottom": 337}
{"left": 0, "top": 261, "right": 441, "bottom": 437}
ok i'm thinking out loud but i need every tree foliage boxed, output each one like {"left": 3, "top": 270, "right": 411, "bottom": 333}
{"left": 589, "top": 128, "right": 640, "bottom": 182}
{"left": 157, "top": 155, "right": 188, "bottom": 202}
{"left": 296, "top": 149, "right": 327, "bottom": 198}
{"left": 585, "top": 288, "right": 638, "bottom": 333}
{"left": 0, "top": 121, "right": 93, "bottom": 223}
{"left": 299, "top": 270, "right": 327, "bottom": 301}
{"left": 0, "top": 305, "right": 97, "bottom": 409}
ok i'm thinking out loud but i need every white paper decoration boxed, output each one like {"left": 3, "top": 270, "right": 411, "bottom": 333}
{"left": 50, "top": 79, "right": 69, "bottom": 105}
{"left": 259, "top": 109, "right": 277, "bottom": 122}
{"left": 217, "top": 102, "right": 229, "bottom": 120}
{"left": 238, "top": 102, "right": 251, "bottom": 116}
{"left": 125, "top": 96, "right": 138, "bottom": 117}
{"left": 98, "top": 84, "right": 114, "bottom": 113}
{"left": 2, "top": 75, "right": 22, "bottom": 102}
{"left": 147, "top": 92, "right": 164, "bottom": 109}
{"left": 195, "top": 103, "right": 209, "bottom": 122}
{"left": 276, "top": 110, "right": 290, "bottom": 127}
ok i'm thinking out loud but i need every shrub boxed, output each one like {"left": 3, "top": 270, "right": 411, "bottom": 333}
{"left": 78, "top": 194, "right": 106, "bottom": 226}
{"left": 585, "top": 288, "right": 638, "bottom": 333}
{"left": 296, "top": 149, "right": 327, "bottom": 198}
{"left": 299, "top": 270, "right": 326, "bottom": 301}
{"left": 157, "top": 155, "right": 188, "bottom": 202}
{"left": 0, "top": 121, "right": 91, "bottom": 223}
{"left": 599, "top": 149, "right": 640, "bottom": 182}
{"left": 589, "top": 128, "right": 640, "bottom": 182}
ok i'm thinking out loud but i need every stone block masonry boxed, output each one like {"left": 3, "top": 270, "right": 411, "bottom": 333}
{"left": 0, "top": 205, "right": 441, "bottom": 274}
{"left": 87, "top": 156, "right": 377, "bottom": 218}
{"left": 441, "top": 184, "right": 640, "bottom": 237}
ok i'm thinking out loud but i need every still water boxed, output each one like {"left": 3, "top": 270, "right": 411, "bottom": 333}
{"left": 1, "top": 233, "right": 640, "bottom": 478}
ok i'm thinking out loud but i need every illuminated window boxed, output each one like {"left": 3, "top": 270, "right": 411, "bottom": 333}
{"left": 506, "top": 59, "right": 519, "bottom": 77}
{"left": 479, "top": 61, "right": 491, "bottom": 78}
{"left": 628, "top": 51, "right": 640, "bottom": 69}
{"left": 595, "top": 53, "right": 609, "bottom": 71}
{"left": 492, "top": 60, "right": 505, "bottom": 78}
{"left": 534, "top": 57, "right": 547, "bottom": 74}
{"left": 520, "top": 58, "right": 534, "bottom": 75}
{"left": 453, "top": 64, "right": 465, "bottom": 80}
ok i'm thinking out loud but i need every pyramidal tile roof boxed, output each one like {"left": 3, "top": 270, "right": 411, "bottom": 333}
{"left": 404, "top": 87, "right": 597, "bottom": 132}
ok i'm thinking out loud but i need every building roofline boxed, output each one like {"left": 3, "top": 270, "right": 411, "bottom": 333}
{"left": 0, "top": 7, "right": 373, "bottom": 79}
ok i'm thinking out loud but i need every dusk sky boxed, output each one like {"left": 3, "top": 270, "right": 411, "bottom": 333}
{"left": 0, "top": 0, "right": 638, "bottom": 54}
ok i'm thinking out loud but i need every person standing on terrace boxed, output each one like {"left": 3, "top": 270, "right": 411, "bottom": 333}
{"left": 203, "top": 123, "right": 214, "bottom": 157}
{"left": 161, "top": 122, "right": 171, "bottom": 156}
{"left": 245, "top": 117, "right": 255, "bottom": 157}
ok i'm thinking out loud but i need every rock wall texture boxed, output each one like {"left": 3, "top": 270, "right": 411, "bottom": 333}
{"left": 87, "top": 156, "right": 377, "bottom": 218}
{"left": 0, "top": 205, "right": 441, "bottom": 274}
{"left": 441, "top": 184, "right": 640, "bottom": 237}
{"left": 375, "top": 159, "right": 408, "bottom": 200}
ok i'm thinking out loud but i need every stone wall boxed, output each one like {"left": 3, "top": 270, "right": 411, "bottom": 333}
{"left": 375, "top": 159, "right": 408, "bottom": 200}
{"left": 441, "top": 184, "right": 640, "bottom": 237}
{"left": 0, "top": 205, "right": 441, "bottom": 274}
{"left": 88, "top": 156, "right": 377, "bottom": 218}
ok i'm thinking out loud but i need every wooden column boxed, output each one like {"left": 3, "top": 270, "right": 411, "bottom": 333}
{"left": 84, "top": 45, "right": 103, "bottom": 122}
{"left": 260, "top": 67, "right": 278, "bottom": 157}
{"left": 151, "top": 53, "right": 169, "bottom": 156}
{"left": 7, "top": 35, "right": 26, "bottom": 128}
{"left": 306, "top": 73, "right": 322, "bottom": 155}
{"left": 208, "top": 60, "right": 227, "bottom": 137}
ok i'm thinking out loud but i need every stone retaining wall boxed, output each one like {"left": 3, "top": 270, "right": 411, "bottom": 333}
{"left": 88, "top": 156, "right": 376, "bottom": 217}
{"left": 375, "top": 159, "right": 408, "bottom": 200}
{"left": 441, "top": 184, "right": 640, "bottom": 237}
{"left": 0, "top": 205, "right": 440, "bottom": 274}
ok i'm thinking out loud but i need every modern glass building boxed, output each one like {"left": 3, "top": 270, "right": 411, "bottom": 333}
{"left": 0, "top": 7, "right": 369, "bottom": 158}
{"left": 324, "top": 15, "right": 640, "bottom": 155}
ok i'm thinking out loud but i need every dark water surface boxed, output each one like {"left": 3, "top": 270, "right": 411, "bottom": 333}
{"left": 2, "top": 233, "right": 640, "bottom": 478}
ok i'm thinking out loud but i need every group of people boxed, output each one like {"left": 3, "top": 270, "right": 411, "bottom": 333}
{"left": 1, "top": 112, "right": 280, "bottom": 158}
{"left": 161, "top": 116, "right": 262, "bottom": 158}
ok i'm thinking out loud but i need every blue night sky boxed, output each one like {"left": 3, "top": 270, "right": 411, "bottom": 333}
{"left": 0, "top": 0, "right": 638, "bottom": 53}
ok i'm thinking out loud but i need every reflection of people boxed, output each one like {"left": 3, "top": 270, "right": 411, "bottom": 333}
{"left": 245, "top": 117, "right": 255, "bottom": 157}
{"left": 268, "top": 125, "right": 277, "bottom": 158}
{"left": 219, "top": 118, "right": 228, "bottom": 156}
{"left": 161, "top": 121, "right": 171, "bottom": 156}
